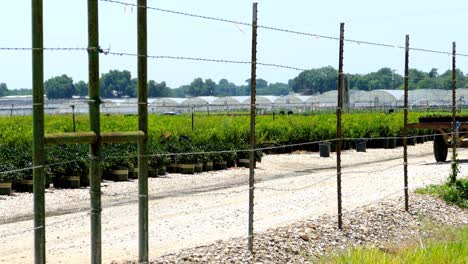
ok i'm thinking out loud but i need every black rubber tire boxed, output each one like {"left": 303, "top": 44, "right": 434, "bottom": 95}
{"left": 433, "top": 135, "right": 448, "bottom": 162}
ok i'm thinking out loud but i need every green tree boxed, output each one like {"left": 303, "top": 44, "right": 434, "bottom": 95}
{"left": 44, "top": 75, "right": 75, "bottom": 99}
{"left": 428, "top": 68, "right": 439, "bottom": 78}
{"left": 74, "top": 81, "right": 88, "bottom": 97}
{"left": 203, "top": 79, "right": 216, "bottom": 96}
{"left": 100, "top": 70, "right": 135, "bottom": 98}
{"left": 148, "top": 80, "right": 171, "bottom": 97}
{"left": 215, "top": 79, "right": 238, "bottom": 96}
{"left": 292, "top": 66, "right": 338, "bottom": 94}
{"left": 258, "top": 82, "right": 290, "bottom": 95}
{"left": 244, "top": 78, "right": 269, "bottom": 94}
{"left": 0, "top": 83, "right": 8, "bottom": 97}
{"left": 188, "top": 78, "right": 204, "bottom": 96}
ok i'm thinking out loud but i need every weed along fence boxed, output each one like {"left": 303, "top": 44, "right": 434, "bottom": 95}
{"left": 0, "top": 1, "right": 464, "bottom": 263}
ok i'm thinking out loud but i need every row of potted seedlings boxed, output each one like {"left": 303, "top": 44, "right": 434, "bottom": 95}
{"left": 0, "top": 132, "right": 432, "bottom": 196}
{"left": 1, "top": 134, "right": 431, "bottom": 195}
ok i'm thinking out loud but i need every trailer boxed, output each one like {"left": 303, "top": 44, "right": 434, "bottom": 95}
{"left": 408, "top": 116, "right": 468, "bottom": 162}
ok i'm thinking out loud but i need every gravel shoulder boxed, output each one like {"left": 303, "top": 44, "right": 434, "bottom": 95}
{"left": 0, "top": 142, "right": 466, "bottom": 263}
{"left": 148, "top": 194, "right": 468, "bottom": 263}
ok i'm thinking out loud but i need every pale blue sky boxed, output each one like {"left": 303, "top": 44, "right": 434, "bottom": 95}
{"left": 1, "top": 0, "right": 468, "bottom": 89}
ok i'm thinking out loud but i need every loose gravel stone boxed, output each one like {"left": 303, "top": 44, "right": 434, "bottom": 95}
{"left": 148, "top": 194, "right": 467, "bottom": 263}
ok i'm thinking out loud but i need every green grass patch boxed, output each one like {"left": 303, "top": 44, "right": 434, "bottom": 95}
{"left": 416, "top": 178, "right": 468, "bottom": 208}
{"left": 321, "top": 226, "right": 468, "bottom": 264}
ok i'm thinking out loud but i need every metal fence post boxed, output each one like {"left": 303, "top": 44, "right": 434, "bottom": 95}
{"left": 403, "top": 35, "right": 409, "bottom": 211}
{"left": 71, "top": 105, "right": 76, "bottom": 132}
{"left": 87, "top": 0, "right": 102, "bottom": 263}
{"left": 248, "top": 2, "right": 258, "bottom": 253}
{"left": 336, "top": 22, "right": 344, "bottom": 230}
{"left": 32, "top": 0, "right": 46, "bottom": 263}
{"left": 137, "top": 0, "right": 149, "bottom": 262}
{"left": 451, "top": 42, "right": 457, "bottom": 183}
{"left": 191, "top": 105, "right": 194, "bottom": 131}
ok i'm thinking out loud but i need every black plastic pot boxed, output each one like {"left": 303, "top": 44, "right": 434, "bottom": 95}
{"left": 129, "top": 168, "right": 138, "bottom": 179}
{"left": 80, "top": 174, "right": 90, "bottom": 187}
{"left": 203, "top": 161, "right": 213, "bottom": 171}
{"left": 195, "top": 163, "right": 203, "bottom": 173}
{"left": 111, "top": 169, "right": 129, "bottom": 181}
{"left": 62, "top": 176, "right": 80, "bottom": 188}
{"left": 355, "top": 140, "right": 367, "bottom": 152}
{"left": 319, "top": 142, "right": 331, "bottom": 157}
{"left": 416, "top": 136, "right": 424, "bottom": 144}
{"left": 179, "top": 164, "right": 195, "bottom": 174}
{"left": 384, "top": 138, "right": 397, "bottom": 149}
{"left": 22, "top": 179, "right": 34, "bottom": 192}
{"left": 237, "top": 158, "right": 250, "bottom": 168}
{"left": 158, "top": 166, "right": 166, "bottom": 176}
{"left": 214, "top": 160, "right": 227, "bottom": 170}
{"left": 167, "top": 163, "right": 179, "bottom": 173}
{"left": 0, "top": 181, "right": 12, "bottom": 195}
{"left": 149, "top": 168, "right": 158, "bottom": 178}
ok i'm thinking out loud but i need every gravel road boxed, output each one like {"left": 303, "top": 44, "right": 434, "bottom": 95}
{"left": 0, "top": 142, "right": 465, "bottom": 263}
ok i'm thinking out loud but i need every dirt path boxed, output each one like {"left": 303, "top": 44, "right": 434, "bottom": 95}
{"left": 0, "top": 142, "right": 464, "bottom": 263}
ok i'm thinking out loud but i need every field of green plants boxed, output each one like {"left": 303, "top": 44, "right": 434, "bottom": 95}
{"left": 0, "top": 112, "right": 432, "bottom": 185}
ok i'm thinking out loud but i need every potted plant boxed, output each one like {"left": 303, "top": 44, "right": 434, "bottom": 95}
{"left": 203, "top": 153, "right": 214, "bottom": 171}
{"left": 176, "top": 141, "right": 197, "bottom": 175}
{"left": 0, "top": 162, "right": 14, "bottom": 195}
{"left": 102, "top": 144, "right": 133, "bottom": 182}
{"left": 237, "top": 147, "right": 250, "bottom": 168}
{"left": 47, "top": 145, "right": 87, "bottom": 189}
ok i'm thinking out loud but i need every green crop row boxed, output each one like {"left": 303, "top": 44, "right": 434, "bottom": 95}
{"left": 0, "top": 112, "right": 431, "bottom": 182}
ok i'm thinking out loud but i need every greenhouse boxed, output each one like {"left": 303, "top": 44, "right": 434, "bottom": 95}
{"left": 315, "top": 90, "right": 338, "bottom": 106}
{"left": 181, "top": 96, "right": 217, "bottom": 106}
{"left": 274, "top": 95, "right": 309, "bottom": 105}
{"left": 240, "top": 96, "right": 277, "bottom": 106}
{"left": 408, "top": 89, "right": 451, "bottom": 106}
{"left": 212, "top": 96, "right": 243, "bottom": 106}
{"left": 152, "top": 98, "right": 187, "bottom": 107}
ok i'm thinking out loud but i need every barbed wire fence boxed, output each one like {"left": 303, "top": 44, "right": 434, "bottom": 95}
{"left": 0, "top": 0, "right": 465, "bottom": 263}
{"left": 0, "top": 133, "right": 457, "bottom": 262}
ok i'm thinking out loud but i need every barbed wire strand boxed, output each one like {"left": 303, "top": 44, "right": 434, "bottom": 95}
{"left": 0, "top": 47, "right": 307, "bottom": 72}
{"left": 99, "top": 0, "right": 468, "bottom": 57}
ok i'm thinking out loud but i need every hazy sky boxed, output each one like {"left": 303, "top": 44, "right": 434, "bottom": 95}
{"left": 1, "top": 0, "right": 468, "bottom": 89}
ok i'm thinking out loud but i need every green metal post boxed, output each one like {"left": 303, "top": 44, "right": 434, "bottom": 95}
{"left": 336, "top": 22, "right": 344, "bottom": 230}
{"left": 87, "top": 0, "right": 102, "bottom": 263}
{"left": 248, "top": 2, "right": 258, "bottom": 252}
{"left": 137, "top": 0, "right": 149, "bottom": 262}
{"left": 403, "top": 35, "right": 409, "bottom": 211}
{"left": 32, "top": 0, "right": 45, "bottom": 263}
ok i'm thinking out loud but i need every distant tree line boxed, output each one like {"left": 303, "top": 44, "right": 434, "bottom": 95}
{"left": 1, "top": 67, "right": 467, "bottom": 99}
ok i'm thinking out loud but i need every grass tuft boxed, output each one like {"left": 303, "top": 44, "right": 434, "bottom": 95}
{"left": 416, "top": 178, "right": 468, "bottom": 208}
{"left": 321, "top": 226, "right": 468, "bottom": 264}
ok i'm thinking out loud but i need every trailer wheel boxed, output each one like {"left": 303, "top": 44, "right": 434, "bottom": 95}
{"left": 433, "top": 135, "right": 448, "bottom": 162}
